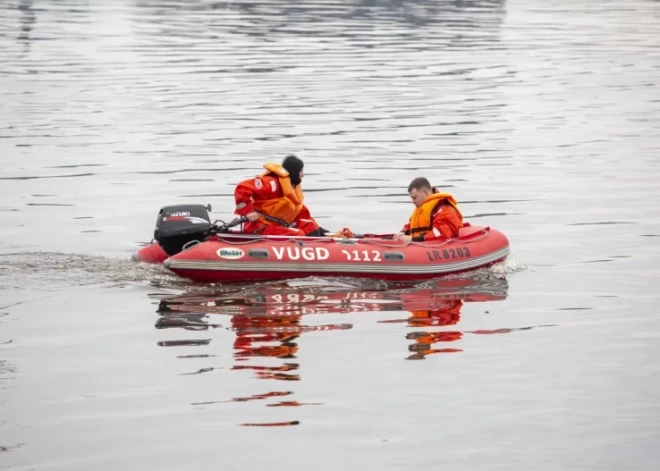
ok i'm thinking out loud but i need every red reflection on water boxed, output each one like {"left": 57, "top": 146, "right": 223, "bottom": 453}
{"left": 156, "top": 276, "right": 515, "bottom": 421}
{"left": 267, "top": 401, "right": 323, "bottom": 407}
{"left": 240, "top": 421, "right": 300, "bottom": 427}
{"left": 191, "top": 391, "right": 293, "bottom": 406}
{"left": 0, "top": 443, "right": 25, "bottom": 453}
{"left": 379, "top": 299, "right": 466, "bottom": 359}
{"left": 232, "top": 363, "right": 299, "bottom": 372}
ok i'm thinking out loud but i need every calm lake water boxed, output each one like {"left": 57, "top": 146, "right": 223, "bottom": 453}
{"left": 2, "top": 0, "right": 660, "bottom": 469}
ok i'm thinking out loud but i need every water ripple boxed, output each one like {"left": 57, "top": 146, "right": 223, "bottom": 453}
{"left": 2, "top": 0, "right": 660, "bottom": 466}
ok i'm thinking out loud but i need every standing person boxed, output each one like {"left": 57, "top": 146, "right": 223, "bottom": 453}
{"left": 234, "top": 154, "right": 346, "bottom": 237}
{"left": 393, "top": 177, "right": 463, "bottom": 242}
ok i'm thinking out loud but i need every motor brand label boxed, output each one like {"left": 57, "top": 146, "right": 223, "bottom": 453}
{"left": 216, "top": 247, "right": 245, "bottom": 260}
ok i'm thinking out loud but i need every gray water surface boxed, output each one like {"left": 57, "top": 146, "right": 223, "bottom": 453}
{"left": 1, "top": 0, "right": 660, "bottom": 469}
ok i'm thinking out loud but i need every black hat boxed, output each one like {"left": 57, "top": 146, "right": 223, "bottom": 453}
{"left": 282, "top": 154, "right": 304, "bottom": 186}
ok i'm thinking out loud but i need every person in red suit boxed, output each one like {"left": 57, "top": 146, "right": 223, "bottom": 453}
{"left": 394, "top": 177, "right": 463, "bottom": 242}
{"left": 234, "top": 154, "right": 350, "bottom": 237}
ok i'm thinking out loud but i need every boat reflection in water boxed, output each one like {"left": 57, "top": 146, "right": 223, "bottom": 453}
{"left": 373, "top": 277, "right": 544, "bottom": 360}
{"left": 153, "top": 274, "right": 541, "bottom": 425}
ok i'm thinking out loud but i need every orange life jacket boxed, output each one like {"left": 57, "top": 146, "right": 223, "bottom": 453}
{"left": 407, "top": 192, "right": 463, "bottom": 237}
{"left": 253, "top": 163, "right": 304, "bottom": 224}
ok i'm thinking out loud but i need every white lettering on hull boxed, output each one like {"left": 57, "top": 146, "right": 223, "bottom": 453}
{"left": 340, "top": 249, "right": 382, "bottom": 262}
{"left": 272, "top": 246, "right": 330, "bottom": 261}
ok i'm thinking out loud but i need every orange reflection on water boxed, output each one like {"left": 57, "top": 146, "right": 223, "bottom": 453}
{"left": 267, "top": 401, "right": 324, "bottom": 407}
{"left": 376, "top": 291, "right": 554, "bottom": 359}
{"left": 380, "top": 299, "right": 466, "bottom": 359}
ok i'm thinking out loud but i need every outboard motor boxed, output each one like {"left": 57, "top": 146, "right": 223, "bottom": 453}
{"left": 154, "top": 204, "right": 214, "bottom": 256}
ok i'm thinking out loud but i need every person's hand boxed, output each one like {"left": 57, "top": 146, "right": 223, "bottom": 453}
{"left": 246, "top": 211, "right": 259, "bottom": 222}
{"left": 328, "top": 227, "right": 355, "bottom": 238}
{"left": 392, "top": 232, "right": 405, "bottom": 240}
{"left": 337, "top": 227, "right": 354, "bottom": 238}
{"left": 399, "top": 235, "right": 412, "bottom": 243}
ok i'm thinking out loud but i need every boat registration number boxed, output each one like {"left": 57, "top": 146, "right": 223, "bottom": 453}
{"left": 426, "top": 248, "right": 472, "bottom": 261}
{"left": 341, "top": 249, "right": 382, "bottom": 262}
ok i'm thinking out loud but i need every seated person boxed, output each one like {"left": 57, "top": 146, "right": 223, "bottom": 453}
{"left": 234, "top": 154, "right": 350, "bottom": 237}
{"left": 393, "top": 177, "right": 463, "bottom": 243}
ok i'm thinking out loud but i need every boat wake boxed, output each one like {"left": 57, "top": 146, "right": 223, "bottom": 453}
{"left": 0, "top": 251, "right": 187, "bottom": 291}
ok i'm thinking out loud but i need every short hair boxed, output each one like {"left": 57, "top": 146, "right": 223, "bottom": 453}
{"left": 408, "top": 177, "right": 432, "bottom": 193}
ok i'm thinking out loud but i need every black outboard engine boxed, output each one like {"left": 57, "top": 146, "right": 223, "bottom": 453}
{"left": 154, "top": 204, "right": 214, "bottom": 256}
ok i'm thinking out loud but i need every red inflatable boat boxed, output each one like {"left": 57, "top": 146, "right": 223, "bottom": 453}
{"left": 133, "top": 204, "right": 510, "bottom": 283}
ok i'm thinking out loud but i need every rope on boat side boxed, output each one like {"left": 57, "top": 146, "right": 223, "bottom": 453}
{"left": 359, "top": 239, "right": 411, "bottom": 248}
{"left": 409, "top": 229, "right": 489, "bottom": 247}
{"left": 216, "top": 237, "right": 263, "bottom": 245}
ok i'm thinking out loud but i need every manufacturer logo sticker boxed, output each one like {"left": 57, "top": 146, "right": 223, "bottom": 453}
{"left": 216, "top": 247, "right": 245, "bottom": 260}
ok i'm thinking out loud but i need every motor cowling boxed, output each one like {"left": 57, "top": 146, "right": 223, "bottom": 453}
{"left": 154, "top": 204, "right": 213, "bottom": 256}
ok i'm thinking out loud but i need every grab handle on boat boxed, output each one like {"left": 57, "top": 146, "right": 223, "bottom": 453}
{"left": 182, "top": 239, "right": 201, "bottom": 251}
{"left": 457, "top": 226, "right": 490, "bottom": 241}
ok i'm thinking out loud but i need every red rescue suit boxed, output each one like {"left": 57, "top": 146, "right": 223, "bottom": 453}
{"left": 234, "top": 163, "right": 321, "bottom": 236}
{"left": 401, "top": 191, "right": 463, "bottom": 241}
